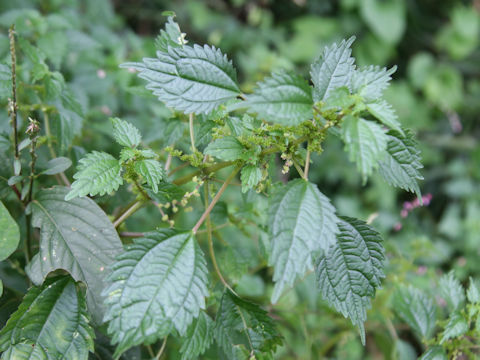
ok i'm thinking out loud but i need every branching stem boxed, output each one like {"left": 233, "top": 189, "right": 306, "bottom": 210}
{"left": 113, "top": 201, "right": 143, "bottom": 228}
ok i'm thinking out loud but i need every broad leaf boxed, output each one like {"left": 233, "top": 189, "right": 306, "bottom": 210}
{"left": 342, "top": 116, "right": 387, "bottom": 181}
{"left": 155, "top": 16, "right": 186, "bottom": 52}
{"left": 378, "top": 130, "right": 423, "bottom": 198}
{"left": 111, "top": 117, "right": 142, "bottom": 148}
{"left": 103, "top": 230, "right": 209, "bottom": 357}
{"left": 310, "top": 37, "right": 356, "bottom": 102}
{"left": 214, "top": 290, "right": 282, "bottom": 359}
{"left": 26, "top": 186, "right": 123, "bottom": 323}
{"left": 134, "top": 159, "right": 164, "bottom": 193}
{"left": 315, "top": 216, "right": 385, "bottom": 344}
{"left": 39, "top": 157, "right": 72, "bottom": 175}
{"left": 0, "top": 276, "right": 94, "bottom": 359}
{"left": 179, "top": 311, "right": 214, "bottom": 360}
{"left": 393, "top": 286, "right": 436, "bottom": 340}
{"left": 438, "top": 271, "right": 465, "bottom": 311}
{"left": 204, "top": 136, "right": 245, "bottom": 161}
{"left": 351, "top": 65, "right": 396, "bottom": 102}
{"left": 66, "top": 151, "right": 123, "bottom": 200}
{"left": 366, "top": 100, "right": 403, "bottom": 134}
{"left": 123, "top": 44, "right": 240, "bottom": 114}
{"left": 0, "top": 201, "right": 20, "bottom": 261}
{"left": 268, "top": 179, "right": 339, "bottom": 303}
{"left": 440, "top": 312, "right": 468, "bottom": 344}
{"left": 244, "top": 71, "right": 313, "bottom": 125}
{"left": 240, "top": 165, "right": 262, "bottom": 193}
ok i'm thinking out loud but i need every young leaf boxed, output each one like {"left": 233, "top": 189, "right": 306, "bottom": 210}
{"left": 0, "top": 276, "right": 94, "bottom": 359}
{"left": 378, "top": 130, "right": 423, "bottom": 198}
{"left": 122, "top": 44, "right": 240, "bottom": 114}
{"left": 438, "top": 271, "right": 465, "bottom": 311}
{"left": 39, "top": 157, "right": 72, "bottom": 175}
{"left": 179, "top": 312, "right": 214, "bottom": 360}
{"left": 103, "top": 230, "right": 208, "bottom": 357}
{"left": 440, "top": 312, "right": 468, "bottom": 344}
{"left": 342, "top": 116, "right": 387, "bottom": 181}
{"left": 66, "top": 151, "right": 123, "bottom": 200}
{"left": 419, "top": 346, "right": 448, "bottom": 360}
{"left": 243, "top": 71, "right": 313, "bottom": 125}
{"left": 268, "top": 179, "right": 339, "bottom": 303}
{"left": 214, "top": 290, "right": 282, "bottom": 358}
{"left": 366, "top": 100, "right": 403, "bottom": 134}
{"left": 393, "top": 286, "right": 436, "bottom": 340}
{"left": 467, "top": 277, "right": 480, "bottom": 303}
{"left": 310, "top": 37, "right": 356, "bottom": 102}
{"left": 155, "top": 16, "right": 186, "bottom": 52}
{"left": 351, "top": 65, "right": 396, "bottom": 102}
{"left": 25, "top": 186, "right": 123, "bottom": 324}
{"left": 204, "top": 136, "right": 245, "bottom": 161}
{"left": 240, "top": 165, "right": 262, "bottom": 193}
{"left": 315, "top": 216, "right": 385, "bottom": 344}
{"left": 0, "top": 201, "right": 20, "bottom": 261}
{"left": 134, "top": 159, "right": 165, "bottom": 193}
{"left": 111, "top": 117, "right": 142, "bottom": 148}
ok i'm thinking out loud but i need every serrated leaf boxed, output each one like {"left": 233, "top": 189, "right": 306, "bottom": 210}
{"left": 103, "top": 230, "right": 208, "bottom": 357}
{"left": 419, "top": 346, "right": 448, "bottom": 360}
{"left": 269, "top": 179, "right": 339, "bottom": 303}
{"left": 134, "top": 159, "right": 164, "bottom": 193}
{"left": 123, "top": 44, "right": 240, "bottom": 114}
{"left": 179, "top": 311, "right": 214, "bottom": 360}
{"left": 243, "top": 71, "right": 313, "bottom": 125}
{"left": 111, "top": 118, "right": 142, "bottom": 148}
{"left": 0, "top": 276, "right": 94, "bottom": 359}
{"left": 467, "top": 277, "right": 480, "bottom": 303}
{"left": 26, "top": 186, "right": 123, "bottom": 324}
{"left": 315, "top": 216, "right": 385, "bottom": 344}
{"left": 0, "top": 201, "right": 20, "bottom": 261}
{"left": 310, "top": 37, "right": 356, "bottom": 102}
{"left": 366, "top": 100, "right": 403, "bottom": 134}
{"left": 205, "top": 136, "right": 245, "bottom": 161}
{"left": 351, "top": 65, "right": 396, "bottom": 102}
{"left": 342, "top": 116, "right": 387, "bottom": 181}
{"left": 438, "top": 271, "right": 465, "bottom": 311}
{"left": 214, "top": 290, "right": 282, "bottom": 359}
{"left": 393, "top": 286, "right": 436, "bottom": 340}
{"left": 378, "top": 130, "right": 423, "bottom": 198}
{"left": 66, "top": 151, "right": 122, "bottom": 200}
{"left": 155, "top": 16, "right": 186, "bottom": 52}
{"left": 240, "top": 165, "right": 262, "bottom": 193}
{"left": 440, "top": 312, "right": 468, "bottom": 344}
{"left": 40, "top": 157, "right": 72, "bottom": 175}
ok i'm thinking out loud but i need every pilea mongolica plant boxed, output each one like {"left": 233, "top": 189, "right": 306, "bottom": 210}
{"left": 0, "top": 15, "right": 424, "bottom": 360}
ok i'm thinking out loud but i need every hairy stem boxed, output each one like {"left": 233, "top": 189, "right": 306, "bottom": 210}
{"left": 192, "top": 165, "right": 240, "bottom": 234}
{"left": 8, "top": 25, "right": 19, "bottom": 173}
{"left": 304, "top": 144, "right": 311, "bottom": 180}
{"left": 189, "top": 113, "right": 196, "bottom": 152}
{"left": 292, "top": 160, "right": 305, "bottom": 179}
{"left": 113, "top": 201, "right": 143, "bottom": 228}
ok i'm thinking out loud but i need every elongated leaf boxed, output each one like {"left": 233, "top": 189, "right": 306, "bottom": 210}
{"left": 134, "top": 159, "right": 164, "bottom": 193}
{"left": 438, "top": 271, "right": 465, "bottom": 311}
{"left": 342, "top": 116, "right": 387, "bottom": 181}
{"left": 214, "top": 290, "right": 282, "bottom": 359}
{"left": 269, "top": 179, "right": 339, "bottom": 303}
{"left": 366, "top": 100, "right": 403, "bottom": 134}
{"left": 179, "top": 312, "right": 214, "bottom": 360}
{"left": 103, "top": 230, "right": 208, "bottom": 357}
{"left": 123, "top": 44, "right": 240, "bottom": 114}
{"left": 419, "top": 346, "right": 448, "bottom": 360}
{"left": 440, "top": 312, "right": 468, "bottom": 344}
{"left": 244, "top": 71, "right": 313, "bottom": 125}
{"left": 26, "top": 186, "right": 123, "bottom": 324}
{"left": 0, "top": 276, "right": 94, "bottom": 359}
{"left": 315, "top": 216, "right": 385, "bottom": 344}
{"left": 0, "top": 201, "right": 20, "bottom": 261}
{"left": 351, "top": 65, "right": 396, "bottom": 102}
{"left": 393, "top": 286, "right": 436, "bottom": 340}
{"left": 40, "top": 157, "right": 72, "bottom": 175}
{"left": 240, "top": 165, "right": 262, "bottom": 193}
{"left": 467, "top": 277, "right": 480, "bottom": 303}
{"left": 111, "top": 118, "right": 142, "bottom": 148}
{"left": 155, "top": 16, "right": 186, "bottom": 52}
{"left": 204, "top": 136, "right": 245, "bottom": 161}
{"left": 310, "top": 37, "right": 356, "bottom": 102}
{"left": 378, "top": 130, "right": 423, "bottom": 198}
{"left": 66, "top": 151, "right": 123, "bottom": 200}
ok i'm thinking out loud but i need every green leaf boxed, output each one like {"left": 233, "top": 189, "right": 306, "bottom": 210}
{"left": 214, "top": 290, "right": 282, "bottom": 359}
{"left": 155, "top": 16, "right": 186, "bottom": 52}
{"left": 134, "top": 159, "right": 164, "bottom": 193}
{"left": 393, "top": 286, "right": 436, "bottom": 340}
{"left": 204, "top": 136, "right": 245, "bottom": 161}
{"left": 366, "top": 100, "right": 403, "bottom": 134}
{"left": 122, "top": 44, "right": 240, "bottom": 114}
{"left": 310, "top": 37, "right": 356, "bottom": 102}
{"left": 240, "top": 165, "right": 263, "bottom": 193}
{"left": 243, "top": 71, "right": 313, "bottom": 125}
{"left": 360, "top": 0, "right": 406, "bottom": 45}
{"left": 39, "top": 157, "right": 72, "bottom": 175}
{"left": 103, "top": 230, "right": 208, "bottom": 357}
{"left": 467, "top": 277, "right": 480, "bottom": 303}
{"left": 66, "top": 151, "right": 123, "bottom": 200}
{"left": 393, "top": 339, "right": 417, "bottom": 360}
{"left": 323, "top": 86, "right": 355, "bottom": 110}
{"left": 0, "top": 276, "right": 94, "bottom": 359}
{"left": 342, "top": 116, "right": 387, "bottom": 181}
{"left": 179, "top": 312, "right": 214, "bottom": 360}
{"left": 268, "top": 179, "right": 339, "bottom": 303}
{"left": 378, "top": 130, "right": 423, "bottom": 198}
{"left": 440, "top": 312, "right": 468, "bottom": 344}
{"left": 315, "top": 216, "right": 385, "bottom": 344}
{"left": 419, "top": 346, "right": 448, "bottom": 360}
{"left": 438, "top": 271, "right": 465, "bottom": 311}
{"left": 352, "top": 65, "right": 396, "bottom": 102}
{"left": 0, "top": 201, "right": 20, "bottom": 261}
{"left": 25, "top": 186, "right": 123, "bottom": 324}
{"left": 111, "top": 118, "right": 142, "bottom": 148}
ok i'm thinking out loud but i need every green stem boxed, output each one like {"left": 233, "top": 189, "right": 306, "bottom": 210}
{"left": 155, "top": 337, "right": 168, "bottom": 360}
{"left": 189, "top": 113, "right": 196, "bottom": 152}
{"left": 44, "top": 112, "right": 71, "bottom": 186}
{"left": 8, "top": 25, "right": 19, "bottom": 173}
{"left": 173, "top": 161, "right": 235, "bottom": 186}
{"left": 113, "top": 201, "right": 144, "bottom": 228}
{"left": 304, "top": 143, "right": 311, "bottom": 180}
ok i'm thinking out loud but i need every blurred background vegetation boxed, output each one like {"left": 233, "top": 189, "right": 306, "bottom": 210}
{"left": 0, "top": 0, "right": 479, "bottom": 359}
